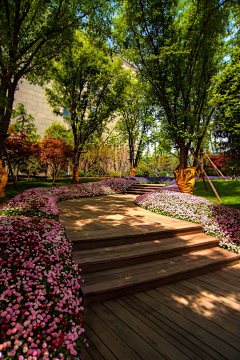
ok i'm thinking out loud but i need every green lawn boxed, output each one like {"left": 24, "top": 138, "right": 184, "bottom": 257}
{"left": 194, "top": 179, "right": 240, "bottom": 209}
{"left": 0, "top": 177, "right": 105, "bottom": 204}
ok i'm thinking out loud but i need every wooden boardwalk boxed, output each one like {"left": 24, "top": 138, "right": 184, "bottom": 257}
{"left": 58, "top": 194, "right": 240, "bottom": 359}
{"left": 81, "top": 266, "right": 240, "bottom": 360}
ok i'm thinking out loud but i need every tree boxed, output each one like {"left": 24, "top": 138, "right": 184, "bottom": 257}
{"left": 0, "top": 0, "right": 113, "bottom": 159}
{"left": 44, "top": 122, "right": 73, "bottom": 146}
{"left": 11, "top": 103, "right": 39, "bottom": 141}
{"left": 45, "top": 33, "right": 131, "bottom": 183}
{"left": 210, "top": 46, "right": 240, "bottom": 159}
{"left": 114, "top": 0, "right": 234, "bottom": 170}
{"left": 116, "top": 79, "right": 157, "bottom": 170}
{"left": 40, "top": 137, "right": 73, "bottom": 184}
{"left": 4, "top": 127, "right": 38, "bottom": 182}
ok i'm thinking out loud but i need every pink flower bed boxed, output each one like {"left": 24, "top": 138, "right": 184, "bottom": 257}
{"left": 1, "top": 178, "right": 136, "bottom": 218}
{"left": 0, "top": 178, "right": 135, "bottom": 359}
{"left": 134, "top": 184, "right": 240, "bottom": 254}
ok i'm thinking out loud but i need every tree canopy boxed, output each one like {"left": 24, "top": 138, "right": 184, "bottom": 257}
{"left": 45, "top": 33, "right": 131, "bottom": 182}
{"left": 0, "top": 0, "right": 114, "bottom": 158}
{"left": 211, "top": 45, "right": 240, "bottom": 154}
{"left": 44, "top": 122, "right": 73, "bottom": 146}
{"left": 116, "top": 79, "right": 158, "bottom": 168}
{"left": 114, "top": 0, "right": 236, "bottom": 168}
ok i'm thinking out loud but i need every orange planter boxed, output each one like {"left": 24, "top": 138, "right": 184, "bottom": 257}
{"left": 174, "top": 167, "right": 196, "bottom": 195}
{"left": 129, "top": 167, "right": 137, "bottom": 177}
{"left": 0, "top": 160, "right": 8, "bottom": 197}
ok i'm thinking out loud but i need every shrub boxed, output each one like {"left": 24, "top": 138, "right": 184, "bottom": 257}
{"left": 79, "top": 169, "right": 85, "bottom": 177}
{"left": 136, "top": 163, "right": 150, "bottom": 177}
{"left": 109, "top": 170, "right": 121, "bottom": 178}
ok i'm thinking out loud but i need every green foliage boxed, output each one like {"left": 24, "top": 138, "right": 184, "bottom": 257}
{"left": 11, "top": 103, "right": 39, "bottom": 142}
{"left": 44, "top": 122, "right": 73, "bottom": 146}
{"left": 114, "top": 0, "right": 235, "bottom": 167}
{"left": 0, "top": 0, "right": 115, "bottom": 157}
{"left": 108, "top": 170, "right": 121, "bottom": 178}
{"left": 194, "top": 179, "right": 240, "bottom": 209}
{"left": 116, "top": 78, "right": 158, "bottom": 167}
{"left": 45, "top": 32, "right": 131, "bottom": 170}
{"left": 78, "top": 169, "right": 85, "bottom": 177}
{"left": 88, "top": 164, "right": 105, "bottom": 176}
{"left": 210, "top": 46, "right": 240, "bottom": 158}
{"left": 136, "top": 163, "right": 151, "bottom": 177}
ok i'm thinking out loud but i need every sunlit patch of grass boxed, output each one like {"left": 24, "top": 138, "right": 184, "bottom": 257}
{"left": 194, "top": 179, "right": 240, "bottom": 209}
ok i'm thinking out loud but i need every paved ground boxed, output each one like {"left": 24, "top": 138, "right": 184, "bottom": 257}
{"left": 58, "top": 194, "right": 200, "bottom": 242}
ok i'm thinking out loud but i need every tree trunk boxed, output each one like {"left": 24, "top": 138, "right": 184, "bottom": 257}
{"left": 0, "top": 80, "right": 18, "bottom": 159}
{"left": 72, "top": 147, "right": 80, "bottom": 184}
{"left": 179, "top": 144, "right": 188, "bottom": 169}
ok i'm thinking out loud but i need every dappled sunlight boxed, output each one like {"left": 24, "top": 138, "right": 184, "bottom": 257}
{"left": 59, "top": 193, "right": 200, "bottom": 241}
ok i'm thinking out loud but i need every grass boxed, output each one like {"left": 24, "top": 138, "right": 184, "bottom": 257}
{"left": 194, "top": 179, "right": 240, "bottom": 209}
{"left": 0, "top": 177, "right": 105, "bottom": 204}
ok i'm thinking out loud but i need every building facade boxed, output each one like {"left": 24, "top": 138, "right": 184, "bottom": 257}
{"left": 13, "top": 59, "right": 137, "bottom": 137}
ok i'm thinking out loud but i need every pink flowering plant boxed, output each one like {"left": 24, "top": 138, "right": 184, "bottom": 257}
{"left": 0, "top": 178, "right": 135, "bottom": 359}
{"left": 0, "top": 178, "right": 136, "bottom": 219}
{"left": 134, "top": 184, "right": 240, "bottom": 254}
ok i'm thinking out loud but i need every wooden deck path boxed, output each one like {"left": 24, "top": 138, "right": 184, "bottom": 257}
{"left": 81, "top": 265, "right": 240, "bottom": 360}
{"left": 58, "top": 194, "right": 240, "bottom": 359}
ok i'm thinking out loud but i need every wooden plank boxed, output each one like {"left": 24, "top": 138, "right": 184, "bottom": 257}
{"left": 165, "top": 282, "right": 240, "bottom": 336}
{"left": 221, "top": 264, "right": 240, "bottom": 277}
{"left": 74, "top": 233, "right": 218, "bottom": 263}
{"left": 171, "top": 281, "right": 240, "bottom": 327}
{"left": 126, "top": 294, "right": 216, "bottom": 360}
{"left": 116, "top": 296, "right": 204, "bottom": 360}
{"left": 90, "top": 302, "right": 165, "bottom": 360}
{"left": 200, "top": 274, "right": 240, "bottom": 300}
{"left": 146, "top": 288, "right": 240, "bottom": 359}
{"left": 83, "top": 323, "right": 115, "bottom": 360}
{"left": 84, "top": 307, "right": 140, "bottom": 360}
{"left": 80, "top": 346, "right": 93, "bottom": 360}
{"left": 83, "top": 247, "right": 237, "bottom": 285}
{"left": 154, "top": 285, "right": 240, "bottom": 351}
{"left": 102, "top": 298, "right": 189, "bottom": 360}
{"left": 177, "top": 279, "right": 240, "bottom": 319}
{"left": 209, "top": 269, "right": 240, "bottom": 287}
{"left": 75, "top": 233, "right": 216, "bottom": 260}
{"left": 133, "top": 292, "right": 226, "bottom": 360}
{"left": 188, "top": 278, "right": 240, "bottom": 311}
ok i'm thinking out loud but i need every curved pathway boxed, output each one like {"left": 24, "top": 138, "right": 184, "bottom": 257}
{"left": 58, "top": 194, "right": 240, "bottom": 360}
{"left": 58, "top": 194, "right": 201, "bottom": 243}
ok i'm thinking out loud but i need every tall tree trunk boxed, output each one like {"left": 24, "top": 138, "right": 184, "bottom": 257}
{"left": 179, "top": 143, "right": 188, "bottom": 169}
{"left": 193, "top": 136, "right": 203, "bottom": 167}
{"left": 72, "top": 147, "right": 80, "bottom": 184}
{"left": 0, "top": 80, "right": 18, "bottom": 159}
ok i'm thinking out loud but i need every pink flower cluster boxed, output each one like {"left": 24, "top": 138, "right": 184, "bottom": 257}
{"left": 0, "top": 217, "right": 84, "bottom": 359}
{"left": 1, "top": 178, "right": 136, "bottom": 219}
{"left": 0, "top": 178, "right": 135, "bottom": 359}
{"left": 134, "top": 184, "right": 240, "bottom": 254}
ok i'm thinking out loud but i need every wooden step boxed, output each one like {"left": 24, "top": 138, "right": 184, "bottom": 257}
{"left": 74, "top": 233, "right": 219, "bottom": 273}
{"left": 81, "top": 248, "right": 239, "bottom": 305}
{"left": 125, "top": 189, "right": 155, "bottom": 194}
{"left": 72, "top": 224, "right": 202, "bottom": 251}
{"left": 129, "top": 184, "right": 165, "bottom": 189}
{"left": 124, "top": 183, "right": 166, "bottom": 194}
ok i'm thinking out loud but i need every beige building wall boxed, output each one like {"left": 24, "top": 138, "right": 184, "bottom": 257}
{"left": 13, "top": 59, "right": 138, "bottom": 137}
{"left": 13, "top": 79, "right": 67, "bottom": 137}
